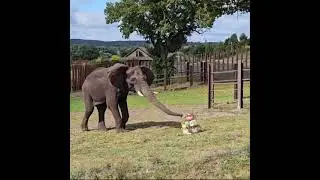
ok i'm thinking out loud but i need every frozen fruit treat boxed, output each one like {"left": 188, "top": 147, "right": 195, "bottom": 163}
{"left": 181, "top": 113, "right": 201, "bottom": 135}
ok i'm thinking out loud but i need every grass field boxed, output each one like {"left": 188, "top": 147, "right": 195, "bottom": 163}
{"left": 70, "top": 83, "right": 250, "bottom": 112}
{"left": 70, "top": 83, "right": 250, "bottom": 179}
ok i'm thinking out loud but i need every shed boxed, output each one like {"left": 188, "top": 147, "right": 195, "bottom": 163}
{"left": 122, "top": 47, "right": 153, "bottom": 68}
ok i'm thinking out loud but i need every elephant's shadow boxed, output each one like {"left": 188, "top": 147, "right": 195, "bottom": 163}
{"left": 126, "top": 121, "right": 181, "bottom": 130}
{"left": 97, "top": 121, "right": 181, "bottom": 131}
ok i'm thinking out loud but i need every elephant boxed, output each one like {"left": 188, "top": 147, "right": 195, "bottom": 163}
{"left": 81, "top": 63, "right": 183, "bottom": 133}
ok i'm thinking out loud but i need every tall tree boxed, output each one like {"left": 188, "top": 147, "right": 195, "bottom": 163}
{"left": 239, "top": 33, "right": 248, "bottom": 47}
{"left": 230, "top": 33, "right": 239, "bottom": 46}
{"left": 105, "top": 0, "right": 250, "bottom": 89}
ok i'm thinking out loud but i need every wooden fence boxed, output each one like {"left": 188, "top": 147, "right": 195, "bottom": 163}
{"left": 207, "top": 50, "right": 250, "bottom": 109}
{"left": 165, "top": 49, "right": 250, "bottom": 89}
{"left": 71, "top": 49, "right": 250, "bottom": 92}
{"left": 71, "top": 61, "right": 117, "bottom": 91}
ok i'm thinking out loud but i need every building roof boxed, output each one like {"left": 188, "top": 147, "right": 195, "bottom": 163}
{"left": 125, "top": 47, "right": 151, "bottom": 57}
{"left": 122, "top": 47, "right": 153, "bottom": 61}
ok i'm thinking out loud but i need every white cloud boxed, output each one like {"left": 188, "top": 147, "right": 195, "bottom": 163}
{"left": 187, "top": 13, "right": 250, "bottom": 42}
{"left": 72, "top": 11, "right": 109, "bottom": 29}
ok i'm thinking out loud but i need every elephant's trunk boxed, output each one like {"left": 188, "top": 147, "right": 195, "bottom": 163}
{"left": 139, "top": 81, "right": 183, "bottom": 117}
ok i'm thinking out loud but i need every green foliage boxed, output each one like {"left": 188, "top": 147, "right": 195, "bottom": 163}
{"left": 70, "top": 44, "right": 100, "bottom": 61}
{"left": 219, "top": 0, "right": 250, "bottom": 14}
{"left": 239, "top": 33, "right": 249, "bottom": 47}
{"left": 144, "top": 44, "right": 176, "bottom": 82}
{"left": 119, "top": 47, "right": 134, "bottom": 57}
{"left": 105, "top": 0, "right": 219, "bottom": 55}
{"left": 96, "top": 46, "right": 117, "bottom": 56}
{"left": 103, "top": 52, "right": 112, "bottom": 58}
{"left": 111, "top": 55, "right": 121, "bottom": 62}
{"left": 224, "top": 33, "right": 239, "bottom": 50}
{"left": 151, "top": 56, "right": 177, "bottom": 84}
{"left": 105, "top": 0, "right": 249, "bottom": 43}
{"left": 180, "top": 32, "right": 249, "bottom": 56}
{"left": 95, "top": 56, "right": 103, "bottom": 63}
{"left": 104, "top": 0, "right": 250, "bottom": 76}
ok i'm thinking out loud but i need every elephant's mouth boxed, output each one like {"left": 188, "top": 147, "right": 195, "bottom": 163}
{"left": 128, "top": 84, "right": 136, "bottom": 92}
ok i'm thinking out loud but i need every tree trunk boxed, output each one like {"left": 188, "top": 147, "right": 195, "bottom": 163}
{"left": 160, "top": 45, "right": 168, "bottom": 91}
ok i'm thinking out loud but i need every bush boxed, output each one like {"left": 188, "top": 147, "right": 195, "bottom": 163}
{"left": 111, "top": 55, "right": 121, "bottom": 62}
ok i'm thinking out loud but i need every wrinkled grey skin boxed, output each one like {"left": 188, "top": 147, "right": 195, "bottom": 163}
{"left": 81, "top": 63, "right": 183, "bottom": 133}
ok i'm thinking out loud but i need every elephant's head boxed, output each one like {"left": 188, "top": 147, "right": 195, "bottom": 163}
{"left": 109, "top": 63, "right": 183, "bottom": 117}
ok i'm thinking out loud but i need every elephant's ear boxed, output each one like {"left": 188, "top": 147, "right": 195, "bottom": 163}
{"left": 109, "top": 64, "right": 129, "bottom": 88}
{"left": 140, "top": 66, "right": 154, "bottom": 86}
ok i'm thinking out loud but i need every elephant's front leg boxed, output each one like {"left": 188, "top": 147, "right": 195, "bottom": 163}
{"left": 96, "top": 103, "right": 107, "bottom": 131}
{"left": 119, "top": 100, "right": 129, "bottom": 130}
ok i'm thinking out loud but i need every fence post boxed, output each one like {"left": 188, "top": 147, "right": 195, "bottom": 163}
{"left": 233, "top": 64, "right": 238, "bottom": 101}
{"left": 212, "top": 63, "right": 215, "bottom": 107}
{"left": 217, "top": 51, "right": 221, "bottom": 71}
{"left": 237, "top": 59, "right": 244, "bottom": 110}
{"left": 200, "top": 61, "right": 204, "bottom": 82}
{"left": 164, "top": 68, "right": 167, "bottom": 91}
{"left": 204, "top": 61, "right": 208, "bottom": 84}
{"left": 186, "top": 61, "right": 190, "bottom": 81}
{"left": 208, "top": 63, "right": 213, "bottom": 108}
{"left": 162, "top": 50, "right": 168, "bottom": 91}
{"left": 76, "top": 65, "right": 80, "bottom": 91}
{"left": 71, "top": 65, "right": 74, "bottom": 92}
{"left": 222, "top": 51, "right": 225, "bottom": 71}
{"left": 190, "top": 64, "right": 193, "bottom": 87}
{"left": 204, "top": 53, "right": 208, "bottom": 84}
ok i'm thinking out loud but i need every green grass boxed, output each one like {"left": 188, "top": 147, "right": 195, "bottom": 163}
{"left": 70, "top": 82, "right": 250, "bottom": 112}
{"left": 70, "top": 112, "right": 250, "bottom": 179}
{"left": 70, "top": 83, "right": 250, "bottom": 179}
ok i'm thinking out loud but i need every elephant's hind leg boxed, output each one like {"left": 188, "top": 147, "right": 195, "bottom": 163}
{"left": 96, "top": 103, "right": 107, "bottom": 131}
{"left": 81, "top": 94, "right": 94, "bottom": 131}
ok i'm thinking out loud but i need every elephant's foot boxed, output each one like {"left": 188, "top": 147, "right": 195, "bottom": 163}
{"left": 81, "top": 124, "right": 89, "bottom": 131}
{"left": 116, "top": 128, "right": 128, "bottom": 133}
{"left": 98, "top": 122, "right": 107, "bottom": 131}
{"left": 120, "top": 123, "right": 127, "bottom": 130}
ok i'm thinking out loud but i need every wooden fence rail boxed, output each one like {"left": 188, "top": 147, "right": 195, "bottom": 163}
{"left": 208, "top": 59, "right": 250, "bottom": 109}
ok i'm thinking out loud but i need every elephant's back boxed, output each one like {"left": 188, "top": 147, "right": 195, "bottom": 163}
{"left": 82, "top": 68, "right": 110, "bottom": 102}
{"left": 86, "top": 67, "right": 108, "bottom": 79}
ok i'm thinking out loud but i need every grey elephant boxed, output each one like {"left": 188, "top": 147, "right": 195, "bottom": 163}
{"left": 81, "top": 63, "right": 183, "bottom": 133}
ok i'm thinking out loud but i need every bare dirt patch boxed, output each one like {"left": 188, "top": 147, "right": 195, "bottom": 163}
{"left": 70, "top": 104, "right": 244, "bottom": 132}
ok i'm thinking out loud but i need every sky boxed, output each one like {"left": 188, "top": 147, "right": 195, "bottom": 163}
{"left": 70, "top": 0, "right": 250, "bottom": 42}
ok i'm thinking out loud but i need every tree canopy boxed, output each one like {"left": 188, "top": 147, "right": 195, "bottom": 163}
{"left": 105, "top": 0, "right": 250, "bottom": 57}
{"left": 104, "top": 0, "right": 250, "bottom": 78}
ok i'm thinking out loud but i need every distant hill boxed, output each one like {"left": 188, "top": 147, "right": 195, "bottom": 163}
{"left": 70, "top": 39, "right": 148, "bottom": 47}
{"left": 70, "top": 39, "right": 221, "bottom": 47}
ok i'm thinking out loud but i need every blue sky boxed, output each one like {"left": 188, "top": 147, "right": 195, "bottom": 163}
{"left": 70, "top": 0, "right": 250, "bottom": 42}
